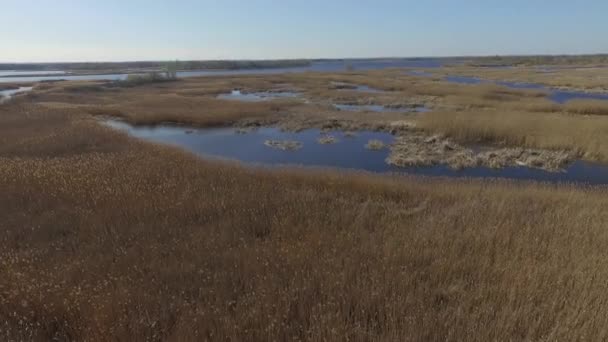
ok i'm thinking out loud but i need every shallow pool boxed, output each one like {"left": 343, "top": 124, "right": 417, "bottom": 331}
{"left": 106, "top": 120, "right": 608, "bottom": 185}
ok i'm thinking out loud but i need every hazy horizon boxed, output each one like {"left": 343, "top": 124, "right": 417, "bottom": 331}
{"left": 5, "top": 0, "right": 608, "bottom": 63}
{"left": 4, "top": 53, "right": 608, "bottom": 65}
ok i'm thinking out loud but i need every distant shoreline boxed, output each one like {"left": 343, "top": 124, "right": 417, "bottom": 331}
{"left": 2, "top": 54, "right": 608, "bottom": 72}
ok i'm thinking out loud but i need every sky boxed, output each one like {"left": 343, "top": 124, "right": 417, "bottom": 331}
{"left": 3, "top": 0, "right": 608, "bottom": 62}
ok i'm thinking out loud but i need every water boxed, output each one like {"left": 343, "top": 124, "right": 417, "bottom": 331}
{"left": 0, "top": 73, "right": 130, "bottom": 83}
{"left": 0, "top": 58, "right": 452, "bottom": 84}
{"left": 445, "top": 75, "right": 483, "bottom": 85}
{"left": 332, "top": 82, "right": 384, "bottom": 93}
{"left": 407, "top": 70, "right": 434, "bottom": 77}
{"left": 334, "top": 104, "right": 427, "bottom": 113}
{"left": 494, "top": 81, "right": 545, "bottom": 90}
{"left": 0, "top": 86, "right": 33, "bottom": 103}
{"left": 352, "top": 85, "right": 383, "bottom": 93}
{"left": 0, "top": 70, "right": 66, "bottom": 77}
{"left": 105, "top": 120, "right": 608, "bottom": 185}
{"left": 217, "top": 90, "right": 300, "bottom": 102}
{"left": 106, "top": 120, "right": 394, "bottom": 171}
{"left": 445, "top": 76, "right": 608, "bottom": 104}
{"left": 549, "top": 90, "right": 608, "bottom": 104}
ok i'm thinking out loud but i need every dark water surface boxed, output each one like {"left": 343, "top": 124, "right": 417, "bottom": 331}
{"left": 105, "top": 120, "right": 608, "bottom": 185}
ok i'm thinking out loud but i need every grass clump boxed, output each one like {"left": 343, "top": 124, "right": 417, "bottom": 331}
{"left": 317, "top": 135, "right": 338, "bottom": 144}
{"left": 365, "top": 139, "right": 386, "bottom": 150}
{"left": 264, "top": 139, "right": 302, "bottom": 150}
{"left": 417, "top": 109, "right": 608, "bottom": 162}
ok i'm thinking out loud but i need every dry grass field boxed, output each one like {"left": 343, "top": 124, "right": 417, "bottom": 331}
{"left": 2, "top": 69, "right": 608, "bottom": 340}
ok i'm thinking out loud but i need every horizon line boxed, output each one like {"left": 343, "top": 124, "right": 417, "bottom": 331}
{"left": 2, "top": 52, "right": 608, "bottom": 65}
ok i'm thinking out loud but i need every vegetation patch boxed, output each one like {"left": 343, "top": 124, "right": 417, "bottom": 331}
{"left": 365, "top": 139, "right": 386, "bottom": 150}
{"left": 317, "top": 135, "right": 338, "bottom": 144}
{"left": 387, "top": 133, "right": 572, "bottom": 171}
{"left": 264, "top": 139, "right": 303, "bottom": 150}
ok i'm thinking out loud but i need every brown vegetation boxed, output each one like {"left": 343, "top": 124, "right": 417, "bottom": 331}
{"left": 563, "top": 99, "right": 608, "bottom": 115}
{"left": 3, "top": 101, "right": 608, "bottom": 341}
{"left": 365, "top": 139, "right": 385, "bottom": 150}
{"left": 317, "top": 135, "right": 338, "bottom": 144}
{"left": 20, "top": 69, "right": 608, "bottom": 165}
{"left": 264, "top": 139, "right": 303, "bottom": 151}
{"left": 417, "top": 109, "right": 608, "bottom": 161}
{"left": 387, "top": 133, "right": 572, "bottom": 171}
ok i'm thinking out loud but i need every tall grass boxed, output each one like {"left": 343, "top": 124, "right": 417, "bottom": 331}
{"left": 418, "top": 109, "right": 608, "bottom": 160}
{"left": 564, "top": 99, "right": 608, "bottom": 115}
{"left": 3, "top": 103, "right": 608, "bottom": 340}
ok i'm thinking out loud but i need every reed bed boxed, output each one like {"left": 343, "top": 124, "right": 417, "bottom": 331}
{"left": 418, "top": 109, "right": 608, "bottom": 161}
{"left": 2, "top": 101, "right": 608, "bottom": 341}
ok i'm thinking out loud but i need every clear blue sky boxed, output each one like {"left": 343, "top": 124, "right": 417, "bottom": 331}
{"left": 4, "top": 0, "right": 608, "bottom": 62}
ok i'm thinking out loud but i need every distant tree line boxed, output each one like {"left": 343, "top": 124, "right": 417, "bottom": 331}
{"left": 0, "top": 59, "right": 312, "bottom": 72}
{"left": 468, "top": 54, "right": 608, "bottom": 66}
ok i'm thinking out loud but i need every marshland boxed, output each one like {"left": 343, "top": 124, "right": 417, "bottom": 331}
{"left": 3, "top": 58, "right": 608, "bottom": 341}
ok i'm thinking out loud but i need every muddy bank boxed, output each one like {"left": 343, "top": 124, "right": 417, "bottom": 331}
{"left": 387, "top": 133, "right": 573, "bottom": 172}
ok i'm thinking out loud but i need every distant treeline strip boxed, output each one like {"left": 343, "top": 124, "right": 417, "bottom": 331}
{"left": 468, "top": 54, "right": 608, "bottom": 67}
{"left": 0, "top": 59, "right": 312, "bottom": 72}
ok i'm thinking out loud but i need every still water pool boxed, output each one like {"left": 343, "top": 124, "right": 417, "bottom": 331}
{"left": 105, "top": 120, "right": 608, "bottom": 185}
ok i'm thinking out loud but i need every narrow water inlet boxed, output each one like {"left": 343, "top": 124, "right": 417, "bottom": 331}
{"left": 0, "top": 86, "right": 33, "bottom": 103}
